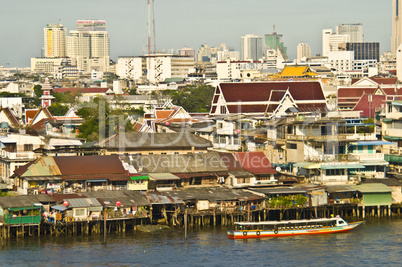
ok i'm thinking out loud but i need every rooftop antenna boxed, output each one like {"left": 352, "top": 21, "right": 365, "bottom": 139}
{"left": 152, "top": 0, "right": 156, "bottom": 53}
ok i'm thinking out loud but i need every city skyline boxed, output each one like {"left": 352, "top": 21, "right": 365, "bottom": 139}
{"left": 0, "top": 0, "right": 392, "bottom": 67}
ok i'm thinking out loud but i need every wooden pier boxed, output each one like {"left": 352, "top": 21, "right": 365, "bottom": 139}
{"left": 1, "top": 204, "right": 401, "bottom": 240}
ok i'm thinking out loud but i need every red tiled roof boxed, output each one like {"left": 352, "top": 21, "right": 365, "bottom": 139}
{"left": 337, "top": 88, "right": 377, "bottom": 98}
{"left": 233, "top": 152, "right": 277, "bottom": 175}
{"left": 1, "top": 107, "right": 20, "bottom": 128}
{"left": 353, "top": 94, "right": 386, "bottom": 117}
{"left": 296, "top": 103, "right": 327, "bottom": 113}
{"left": 25, "top": 109, "right": 39, "bottom": 124}
{"left": 370, "top": 77, "right": 397, "bottom": 85}
{"left": 30, "top": 118, "right": 51, "bottom": 130}
{"left": 219, "top": 81, "right": 325, "bottom": 102}
{"left": 155, "top": 110, "right": 175, "bottom": 119}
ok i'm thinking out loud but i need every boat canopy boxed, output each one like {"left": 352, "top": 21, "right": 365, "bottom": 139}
{"left": 234, "top": 218, "right": 339, "bottom": 226}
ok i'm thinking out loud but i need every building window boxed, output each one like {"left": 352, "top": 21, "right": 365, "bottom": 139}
{"left": 24, "top": 144, "right": 33, "bottom": 151}
{"left": 75, "top": 208, "right": 86, "bottom": 217}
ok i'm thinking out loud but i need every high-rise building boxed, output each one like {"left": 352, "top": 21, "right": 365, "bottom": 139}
{"left": 66, "top": 20, "right": 110, "bottom": 73}
{"left": 241, "top": 34, "right": 263, "bottom": 61}
{"left": 265, "top": 29, "right": 287, "bottom": 58}
{"left": 44, "top": 24, "right": 67, "bottom": 58}
{"left": 336, "top": 23, "right": 364, "bottom": 43}
{"left": 392, "top": 0, "right": 402, "bottom": 53}
{"left": 342, "top": 42, "right": 380, "bottom": 62}
{"left": 297, "top": 43, "right": 311, "bottom": 61}
{"left": 322, "top": 29, "right": 332, "bottom": 57}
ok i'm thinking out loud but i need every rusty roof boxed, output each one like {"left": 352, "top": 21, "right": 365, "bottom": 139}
{"left": 53, "top": 155, "right": 126, "bottom": 176}
{"left": 163, "top": 187, "right": 264, "bottom": 202}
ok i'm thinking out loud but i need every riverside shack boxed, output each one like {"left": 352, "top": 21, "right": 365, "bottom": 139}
{"left": 0, "top": 194, "right": 55, "bottom": 225}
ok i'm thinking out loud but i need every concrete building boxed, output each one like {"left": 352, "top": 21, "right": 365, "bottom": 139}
{"left": 397, "top": 44, "right": 402, "bottom": 81}
{"left": 329, "top": 51, "right": 354, "bottom": 71}
{"left": 392, "top": 0, "right": 402, "bottom": 54}
{"left": 66, "top": 20, "right": 110, "bottom": 73}
{"left": 297, "top": 43, "right": 311, "bottom": 62}
{"left": 31, "top": 58, "right": 65, "bottom": 74}
{"left": 179, "top": 47, "right": 195, "bottom": 60}
{"left": 116, "top": 54, "right": 194, "bottom": 84}
{"left": 241, "top": 34, "right": 263, "bottom": 61}
{"left": 336, "top": 23, "right": 364, "bottom": 43}
{"left": 265, "top": 28, "right": 287, "bottom": 58}
{"left": 44, "top": 23, "right": 67, "bottom": 58}
{"left": 322, "top": 29, "right": 350, "bottom": 57}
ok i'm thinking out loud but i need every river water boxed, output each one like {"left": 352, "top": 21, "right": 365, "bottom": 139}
{"left": 0, "top": 218, "right": 401, "bottom": 266}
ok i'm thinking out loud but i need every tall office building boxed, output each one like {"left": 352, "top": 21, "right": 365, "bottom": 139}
{"left": 265, "top": 28, "right": 287, "bottom": 57}
{"left": 67, "top": 20, "right": 110, "bottom": 73}
{"left": 44, "top": 24, "right": 67, "bottom": 58}
{"left": 297, "top": 43, "right": 311, "bottom": 61}
{"left": 336, "top": 23, "right": 364, "bottom": 43}
{"left": 392, "top": 0, "right": 402, "bottom": 53}
{"left": 241, "top": 34, "right": 263, "bottom": 61}
{"left": 343, "top": 42, "right": 380, "bottom": 62}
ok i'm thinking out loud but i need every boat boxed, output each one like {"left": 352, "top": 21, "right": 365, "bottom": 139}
{"left": 227, "top": 217, "right": 364, "bottom": 239}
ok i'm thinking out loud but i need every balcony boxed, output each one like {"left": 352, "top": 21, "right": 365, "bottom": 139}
{"left": 0, "top": 150, "right": 36, "bottom": 160}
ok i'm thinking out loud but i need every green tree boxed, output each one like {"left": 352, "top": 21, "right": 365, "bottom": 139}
{"left": 48, "top": 103, "right": 69, "bottom": 116}
{"left": 163, "top": 85, "right": 215, "bottom": 112}
{"left": 33, "top": 84, "right": 42, "bottom": 106}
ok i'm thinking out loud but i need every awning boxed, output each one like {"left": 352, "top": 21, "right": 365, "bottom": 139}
{"left": 321, "top": 164, "right": 365, "bottom": 169}
{"left": 293, "top": 162, "right": 312, "bottom": 168}
{"left": 51, "top": 205, "right": 68, "bottom": 211}
{"left": 350, "top": 141, "right": 395, "bottom": 146}
{"left": 304, "top": 163, "right": 321, "bottom": 169}
{"left": 384, "top": 136, "right": 402, "bottom": 141}
{"left": 360, "top": 160, "right": 389, "bottom": 166}
{"left": 86, "top": 179, "right": 107, "bottom": 183}
{"left": 130, "top": 175, "right": 149, "bottom": 181}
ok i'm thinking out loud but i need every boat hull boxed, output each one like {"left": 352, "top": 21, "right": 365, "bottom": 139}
{"left": 227, "top": 221, "right": 364, "bottom": 239}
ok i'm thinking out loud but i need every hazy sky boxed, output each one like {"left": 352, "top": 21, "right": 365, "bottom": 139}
{"left": 0, "top": 0, "right": 392, "bottom": 67}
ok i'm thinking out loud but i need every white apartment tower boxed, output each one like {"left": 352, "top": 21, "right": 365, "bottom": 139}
{"left": 336, "top": 24, "right": 364, "bottom": 43}
{"left": 392, "top": 0, "right": 402, "bottom": 54}
{"left": 67, "top": 20, "right": 110, "bottom": 73}
{"left": 241, "top": 34, "right": 263, "bottom": 61}
{"left": 297, "top": 43, "right": 311, "bottom": 61}
{"left": 44, "top": 24, "right": 67, "bottom": 58}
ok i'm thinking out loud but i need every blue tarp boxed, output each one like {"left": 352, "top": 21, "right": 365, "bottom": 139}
{"left": 352, "top": 141, "right": 395, "bottom": 146}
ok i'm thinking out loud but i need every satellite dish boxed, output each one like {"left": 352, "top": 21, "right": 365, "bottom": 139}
{"left": 276, "top": 167, "right": 281, "bottom": 172}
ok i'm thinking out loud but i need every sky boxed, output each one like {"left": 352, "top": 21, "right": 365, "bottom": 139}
{"left": 0, "top": 0, "right": 392, "bottom": 67}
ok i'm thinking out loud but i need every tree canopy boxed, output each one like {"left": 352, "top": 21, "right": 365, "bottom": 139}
{"left": 76, "top": 97, "right": 144, "bottom": 142}
{"left": 163, "top": 84, "right": 215, "bottom": 113}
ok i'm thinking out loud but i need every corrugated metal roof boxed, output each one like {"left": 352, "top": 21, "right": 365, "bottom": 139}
{"left": 250, "top": 187, "right": 307, "bottom": 195}
{"left": 65, "top": 198, "right": 102, "bottom": 208}
{"left": 351, "top": 183, "right": 392, "bottom": 193}
{"left": 141, "top": 191, "right": 184, "bottom": 205}
{"left": 163, "top": 187, "right": 264, "bottom": 202}
{"left": 81, "top": 191, "right": 151, "bottom": 207}
{"left": 148, "top": 173, "right": 180, "bottom": 180}
{"left": 0, "top": 195, "right": 55, "bottom": 209}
